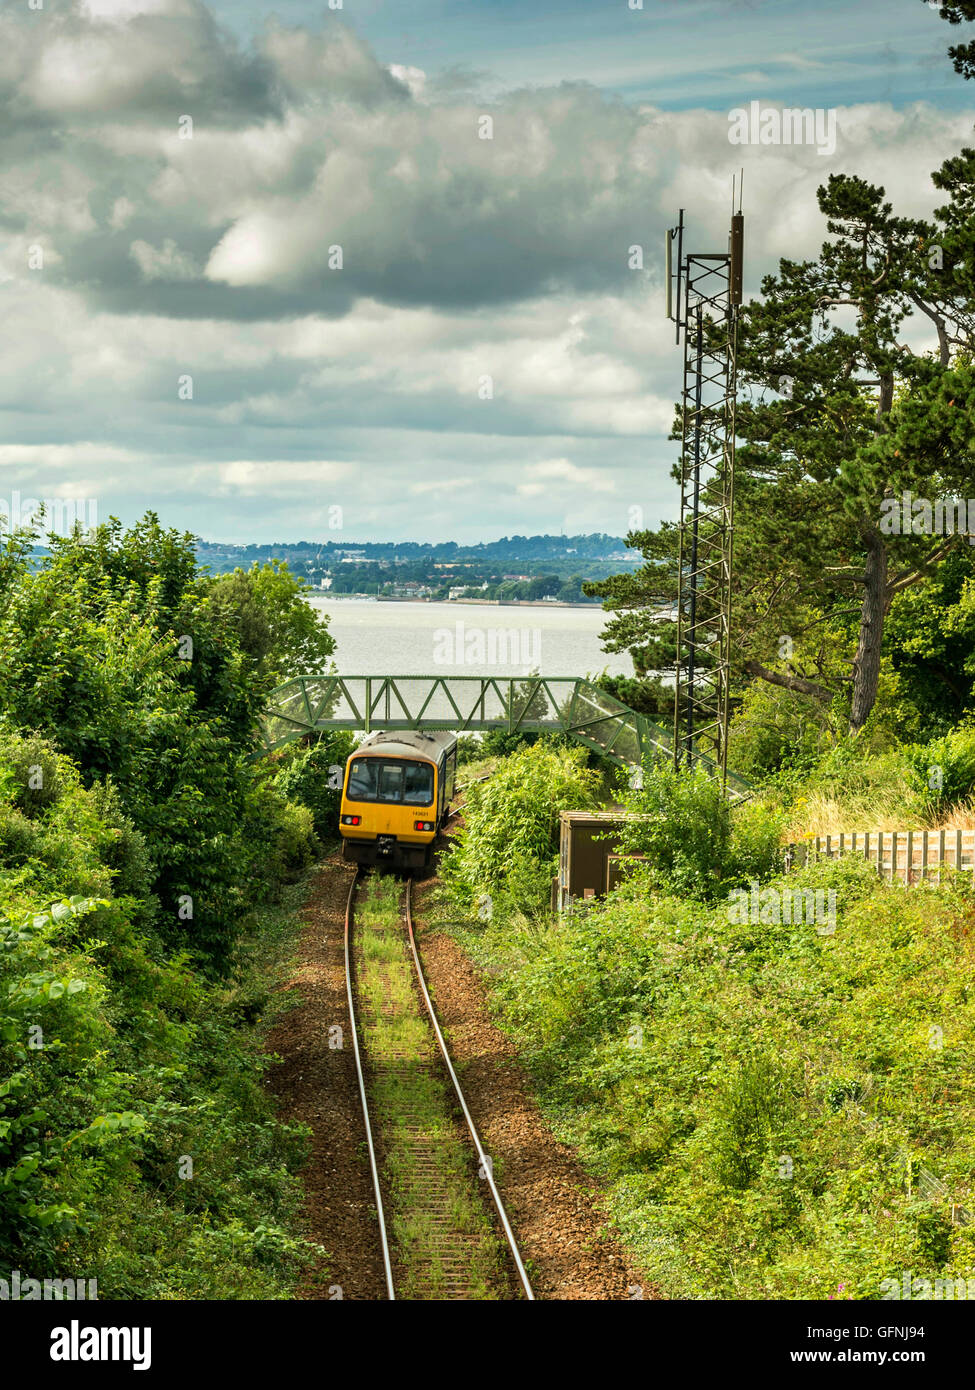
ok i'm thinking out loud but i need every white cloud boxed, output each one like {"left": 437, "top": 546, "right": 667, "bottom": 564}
{"left": 774, "top": 51, "right": 828, "bottom": 70}
{"left": 81, "top": 0, "right": 179, "bottom": 19}
{"left": 516, "top": 459, "right": 618, "bottom": 498}
{"left": 110, "top": 196, "right": 137, "bottom": 229}
{"left": 0, "top": 0, "right": 969, "bottom": 541}
{"left": 409, "top": 477, "right": 474, "bottom": 494}
{"left": 130, "top": 238, "right": 200, "bottom": 281}
{"left": 388, "top": 64, "right": 427, "bottom": 100}
{"left": 214, "top": 461, "right": 352, "bottom": 495}
{"left": 0, "top": 443, "right": 142, "bottom": 467}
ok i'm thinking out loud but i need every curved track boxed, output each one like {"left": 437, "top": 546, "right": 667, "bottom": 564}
{"left": 344, "top": 868, "right": 534, "bottom": 1301}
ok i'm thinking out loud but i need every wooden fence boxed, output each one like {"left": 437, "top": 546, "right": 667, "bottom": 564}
{"left": 788, "top": 828, "right": 975, "bottom": 886}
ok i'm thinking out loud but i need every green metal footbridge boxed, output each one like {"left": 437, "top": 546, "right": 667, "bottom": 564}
{"left": 258, "top": 673, "right": 751, "bottom": 796}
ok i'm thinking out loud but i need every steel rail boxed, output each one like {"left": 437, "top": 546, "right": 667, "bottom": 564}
{"left": 403, "top": 878, "right": 536, "bottom": 1300}
{"left": 343, "top": 868, "right": 396, "bottom": 1300}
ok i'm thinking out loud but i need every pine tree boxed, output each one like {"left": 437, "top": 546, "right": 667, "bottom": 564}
{"left": 929, "top": 1, "right": 975, "bottom": 80}
{"left": 589, "top": 166, "right": 975, "bottom": 732}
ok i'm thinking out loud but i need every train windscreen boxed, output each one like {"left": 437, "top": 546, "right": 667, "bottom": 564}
{"left": 347, "top": 759, "right": 434, "bottom": 806}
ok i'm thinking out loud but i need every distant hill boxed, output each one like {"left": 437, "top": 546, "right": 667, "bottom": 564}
{"left": 192, "top": 533, "right": 639, "bottom": 570}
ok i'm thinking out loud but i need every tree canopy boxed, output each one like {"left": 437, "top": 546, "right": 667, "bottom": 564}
{"left": 590, "top": 103, "right": 975, "bottom": 744}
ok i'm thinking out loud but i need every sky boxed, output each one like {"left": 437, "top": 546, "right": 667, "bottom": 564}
{"left": 0, "top": 0, "right": 972, "bottom": 544}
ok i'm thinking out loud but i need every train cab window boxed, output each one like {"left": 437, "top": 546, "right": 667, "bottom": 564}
{"left": 379, "top": 763, "right": 405, "bottom": 802}
{"left": 403, "top": 763, "right": 434, "bottom": 805}
{"left": 347, "top": 760, "right": 379, "bottom": 800}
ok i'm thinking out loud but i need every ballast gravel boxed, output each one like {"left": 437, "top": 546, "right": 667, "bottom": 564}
{"left": 410, "top": 874, "right": 658, "bottom": 1301}
{"left": 267, "top": 851, "right": 657, "bottom": 1300}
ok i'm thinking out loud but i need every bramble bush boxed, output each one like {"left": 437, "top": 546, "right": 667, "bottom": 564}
{"left": 446, "top": 853, "right": 975, "bottom": 1299}
{"left": 905, "top": 724, "right": 975, "bottom": 817}
{"left": 439, "top": 741, "right": 601, "bottom": 915}
{"left": 270, "top": 732, "right": 356, "bottom": 839}
{"left": 614, "top": 760, "right": 784, "bottom": 900}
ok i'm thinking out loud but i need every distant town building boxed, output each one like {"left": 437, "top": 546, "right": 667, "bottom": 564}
{"left": 448, "top": 582, "right": 489, "bottom": 600}
{"left": 386, "top": 581, "right": 432, "bottom": 598}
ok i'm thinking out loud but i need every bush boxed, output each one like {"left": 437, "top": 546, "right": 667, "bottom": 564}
{"left": 248, "top": 788, "right": 318, "bottom": 889}
{"left": 271, "top": 732, "right": 355, "bottom": 837}
{"left": 728, "top": 682, "right": 831, "bottom": 781}
{"left": 905, "top": 725, "right": 975, "bottom": 816}
{"left": 616, "top": 761, "right": 784, "bottom": 901}
{"left": 616, "top": 761, "right": 729, "bottom": 899}
{"left": 455, "top": 735, "right": 484, "bottom": 766}
{"left": 0, "top": 744, "right": 319, "bottom": 1298}
{"left": 0, "top": 515, "right": 338, "bottom": 971}
{"left": 448, "top": 856, "right": 975, "bottom": 1299}
{"left": 0, "top": 728, "right": 65, "bottom": 815}
{"left": 0, "top": 734, "right": 153, "bottom": 911}
{"left": 0, "top": 521, "right": 335, "bottom": 1296}
{"left": 727, "top": 799, "right": 787, "bottom": 886}
{"left": 441, "top": 741, "right": 601, "bottom": 914}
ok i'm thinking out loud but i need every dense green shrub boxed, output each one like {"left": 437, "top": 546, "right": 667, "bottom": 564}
{"left": 271, "top": 732, "right": 356, "bottom": 837}
{"left": 727, "top": 681, "right": 832, "bottom": 780}
{"left": 726, "top": 798, "right": 788, "bottom": 886}
{"left": 455, "top": 735, "right": 485, "bottom": 765}
{"left": 241, "top": 784, "right": 317, "bottom": 892}
{"left": 0, "top": 726, "right": 320, "bottom": 1297}
{"left": 444, "top": 855, "right": 975, "bottom": 1299}
{"left": 0, "top": 519, "right": 338, "bottom": 1297}
{"left": 0, "top": 728, "right": 66, "bottom": 814}
{"left": 0, "top": 735, "right": 148, "bottom": 912}
{"left": 441, "top": 741, "right": 601, "bottom": 913}
{"left": 615, "top": 761, "right": 784, "bottom": 900}
{"left": 0, "top": 518, "right": 337, "bottom": 971}
{"left": 905, "top": 724, "right": 975, "bottom": 815}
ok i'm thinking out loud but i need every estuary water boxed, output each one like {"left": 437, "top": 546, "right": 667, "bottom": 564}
{"left": 308, "top": 598, "right": 632, "bottom": 680}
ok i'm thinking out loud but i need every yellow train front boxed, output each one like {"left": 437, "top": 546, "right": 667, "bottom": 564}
{"left": 339, "top": 730, "right": 458, "bottom": 871}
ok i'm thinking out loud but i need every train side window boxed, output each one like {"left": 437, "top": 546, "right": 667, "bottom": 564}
{"left": 348, "top": 760, "right": 378, "bottom": 800}
{"left": 379, "top": 763, "right": 405, "bottom": 802}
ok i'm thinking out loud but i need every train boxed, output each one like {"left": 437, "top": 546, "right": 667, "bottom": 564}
{"left": 339, "top": 729, "right": 458, "bottom": 871}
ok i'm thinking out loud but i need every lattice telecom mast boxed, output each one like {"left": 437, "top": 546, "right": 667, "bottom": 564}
{"left": 665, "top": 188, "right": 743, "bottom": 785}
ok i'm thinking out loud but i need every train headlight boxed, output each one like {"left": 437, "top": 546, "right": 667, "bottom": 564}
{"left": 414, "top": 820, "right": 434, "bottom": 832}
{"left": 342, "top": 815, "right": 361, "bottom": 826}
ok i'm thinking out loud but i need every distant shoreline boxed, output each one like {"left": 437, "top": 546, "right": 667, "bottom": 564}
{"left": 310, "top": 595, "right": 604, "bottom": 609}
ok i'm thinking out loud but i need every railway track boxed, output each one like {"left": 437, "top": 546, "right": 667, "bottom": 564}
{"left": 343, "top": 868, "right": 534, "bottom": 1301}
